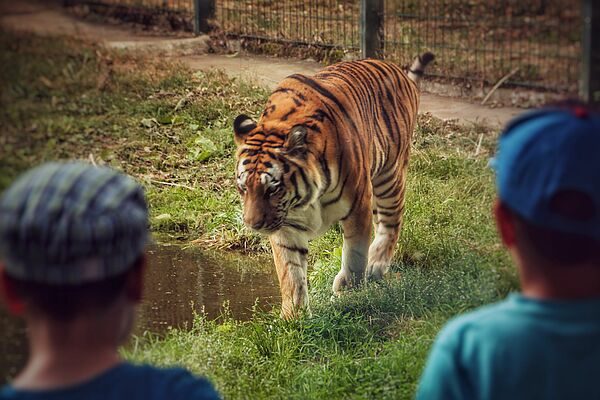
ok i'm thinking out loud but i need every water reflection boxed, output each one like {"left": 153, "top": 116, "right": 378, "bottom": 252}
{"left": 138, "top": 244, "right": 280, "bottom": 331}
{"left": 0, "top": 244, "right": 280, "bottom": 383}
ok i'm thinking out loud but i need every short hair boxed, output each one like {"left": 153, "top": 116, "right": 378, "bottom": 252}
{"left": 505, "top": 190, "right": 600, "bottom": 266}
{"left": 6, "top": 258, "right": 141, "bottom": 321}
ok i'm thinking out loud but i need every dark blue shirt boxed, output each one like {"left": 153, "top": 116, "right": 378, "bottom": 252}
{"left": 0, "top": 363, "right": 220, "bottom": 400}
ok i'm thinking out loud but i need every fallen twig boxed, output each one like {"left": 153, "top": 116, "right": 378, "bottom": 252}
{"left": 149, "top": 179, "right": 195, "bottom": 191}
{"left": 88, "top": 153, "right": 98, "bottom": 167}
{"left": 474, "top": 133, "right": 483, "bottom": 157}
{"left": 481, "top": 68, "right": 519, "bottom": 106}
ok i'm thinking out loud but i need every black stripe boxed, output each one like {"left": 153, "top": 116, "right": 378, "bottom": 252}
{"left": 240, "top": 149, "right": 259, "bottom": 157}
{"left": 276, "top": 243, "right": 308, "bottom": 255}
{"left": 377, "top": 199, "right": 404, "bottom": 211}
{"left": 289, "top": 172, "right": 300, "bottom": 202}
{"left": 322, "top": 173, "right": 349, "bottom": 207}
{"left": 373, "top": 176, "right": 397, "bottom": 196}
{"left": 288, "top": 74, "right": 360, "bottom": 135}
{"left": 294, "top": 167, "right": 313, "bottom": 208}
{"left": 306, "top": 123, "right": 321, "bottom": 133}
{"left": 340, "top": 183, "right": 367, "bottom": 221}
{"left": 378, "top": 184, "right": 403, "bottom": 200}
{"left": 281, "top": 107, "right": 297, "bottom": 121}
{"left": 310, "top": 109, "right": 329, "bottom": 122}
{"left": 318, "top": 155, "right": 331, "bottom": 194}
{"left": 285, "top": 261, "right": 302, "bottom": 268}
{"left": 264, "top": 150, "right": 281, "bottom": 161}
{"left": 283, "top": 221, "right": 309, "bottom": 232}
{"left": 375, "top": 210, "right": 395, "bottom": 217}
{"left": 261, "top": 143, "right": 284, "bottom": 150}
{"left": 265, "top": 131, "right": 287, "bottom": 141}
{"left": 273, "top": 87, "right": 307, "bottom": 101}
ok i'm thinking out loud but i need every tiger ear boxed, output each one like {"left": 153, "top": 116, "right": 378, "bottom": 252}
{"left": 285, "top": 125, "right": 308, "bottom": 155}
{"left": 234, "top": 114, "right": 257, "bottom": 144}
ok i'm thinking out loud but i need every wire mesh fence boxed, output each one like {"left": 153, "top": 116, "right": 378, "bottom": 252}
{"left": 383, "top": 0, "right": 580, "bottom": 92}
{"left": 78, "top": 0, "right": 194, "bottom": 13}
{"left": 65, "top": 0, "right": 582, "bottom": 93}
{"left": 217, "top": 0, "right": 361, "bottom": 49}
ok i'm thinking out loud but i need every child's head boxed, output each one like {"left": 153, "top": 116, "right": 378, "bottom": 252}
{"left": 493, "top": 103, "right": 600, "bottom": 271}
{"left": 0, "top": 162, "right": 148, "bottom": 326}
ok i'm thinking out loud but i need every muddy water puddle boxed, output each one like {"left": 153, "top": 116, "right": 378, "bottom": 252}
{"left": 0, "top": 244, "right": 280, "bottom": 383}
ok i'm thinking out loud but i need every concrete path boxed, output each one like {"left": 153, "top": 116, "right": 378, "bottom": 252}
{"left": 1, "top": 0, "right": 522, "bottom": 128}
{"left": 183, "top": 54, "right": 521, "bottom": 128}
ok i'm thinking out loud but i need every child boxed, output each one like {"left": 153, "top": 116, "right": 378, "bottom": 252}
{"left": 417, "top": 105, "right": 600, "bottom": 399}
{"left": 0, "top": 162, "right": 220, "bottom": 399}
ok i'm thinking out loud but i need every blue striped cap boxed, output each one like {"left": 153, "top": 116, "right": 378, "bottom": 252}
{"left": 0, "top": 162, "right": 149, "bottom": 285}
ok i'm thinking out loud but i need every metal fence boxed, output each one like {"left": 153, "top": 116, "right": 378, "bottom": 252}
{"left": 76, "top": 0, "right": 194, "bottom": 12}
{"left": 383, "top": 0, "right": 580, "bottom": 93}
{"left": 66, "top": 0, "right": 583, "bottom": 94}
{"left": 217, "top": 1, "right": 361, "bottom": 50}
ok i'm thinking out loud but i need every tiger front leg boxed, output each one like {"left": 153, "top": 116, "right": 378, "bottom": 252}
{"left": 332, "top": 202, "right": 372, "bottom": 294}
{"left": 270, "top": 233, "right": 310, "bottom": 319}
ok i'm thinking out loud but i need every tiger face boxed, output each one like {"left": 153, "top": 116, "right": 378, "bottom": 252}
{"left": 236, "top": 156, "right": 288, "bottom": 232}
{"left": 233, "top": 114, "right": 316, "bottom": 234}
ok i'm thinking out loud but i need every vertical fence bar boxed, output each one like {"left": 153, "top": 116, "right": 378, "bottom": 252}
{"left": 361, "top": 0, "right": 384, "bottom": 59}
{"left": 194, "top": 0, "right": 215, "bottom": 35}
{"left": 581, "top": 0, "right": 600, "bottom": 105}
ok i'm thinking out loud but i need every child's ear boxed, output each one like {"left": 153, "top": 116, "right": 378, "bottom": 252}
{"left": 125, "top": 255, "right": 146, "bottom": 303}
{"left": 494, "top": 199, "right": 517, "bottom": 248}
{"left": 0, "top": 265, "right": 25, "bottom": 316}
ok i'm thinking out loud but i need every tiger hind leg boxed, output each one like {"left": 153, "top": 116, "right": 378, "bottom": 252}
{"left": 367, "top": 170, "right": 407, "bottom": 281}
{"left": 332, "top": 201, "right": 372, "bottom": 294}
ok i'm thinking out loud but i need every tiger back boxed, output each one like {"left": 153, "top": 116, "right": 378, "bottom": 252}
{"left": 233, "top": 54, "right": 434, "bottom": 318}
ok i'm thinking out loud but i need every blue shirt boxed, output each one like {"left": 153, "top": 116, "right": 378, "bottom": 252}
{"left": 0, "top": 363, "right": 220, "bottom": 400}
{"left": 417, "top": 293, "right": 600, "bottom": 400}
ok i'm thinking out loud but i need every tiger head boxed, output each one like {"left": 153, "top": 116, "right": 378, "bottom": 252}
{"left": 233, "top": 114, "right": 320, "bottom": 234}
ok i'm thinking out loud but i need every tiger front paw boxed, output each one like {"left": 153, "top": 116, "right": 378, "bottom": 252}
{"left": 332, "top": 270, "right": 365, "bottom": 295}
{"left": 334, "top": 270, "right": 358, "bottom": 294}
{"left": 366, "top": 261, "right": 389, "bottom": 281}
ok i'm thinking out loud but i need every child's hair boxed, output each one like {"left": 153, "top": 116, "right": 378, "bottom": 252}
{"left": 6, "top": 258, "right": 142, "bottom": 321}
{"left": 506, "top": 189, "right": 600, "bottom": 266}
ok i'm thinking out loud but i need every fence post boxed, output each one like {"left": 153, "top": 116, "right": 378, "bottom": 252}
{"left": 581, "top": 0, "right": 600, "bottom": 105}
{"left": 194, "top": 0, "right": 215, "bottom": 35}
{"left": 361, "top": 0, "right": 384, "bottom": 59}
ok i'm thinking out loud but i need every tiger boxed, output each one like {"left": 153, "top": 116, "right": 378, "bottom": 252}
{"left": 233, "top": 53, "right": 434, "bottom": 318}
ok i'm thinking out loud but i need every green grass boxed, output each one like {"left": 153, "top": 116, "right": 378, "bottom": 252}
{"left": 0, "top": 31, "right": 518, "bottom": 399}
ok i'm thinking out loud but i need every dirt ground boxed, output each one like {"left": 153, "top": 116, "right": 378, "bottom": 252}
{"left": 0, "top": 0, "right": 522, "bottom": 128}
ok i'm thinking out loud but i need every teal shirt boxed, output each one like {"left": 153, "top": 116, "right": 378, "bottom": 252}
{"left": 417, "top": 293, "right": 600, "bottom": 400}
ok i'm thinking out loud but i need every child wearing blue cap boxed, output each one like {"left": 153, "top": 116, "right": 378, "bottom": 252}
{"left": 0, "top": 162, "right": 220, "bottom": 400}
{"left": 417, "top": 103, "right": 600, "bottom": 399}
